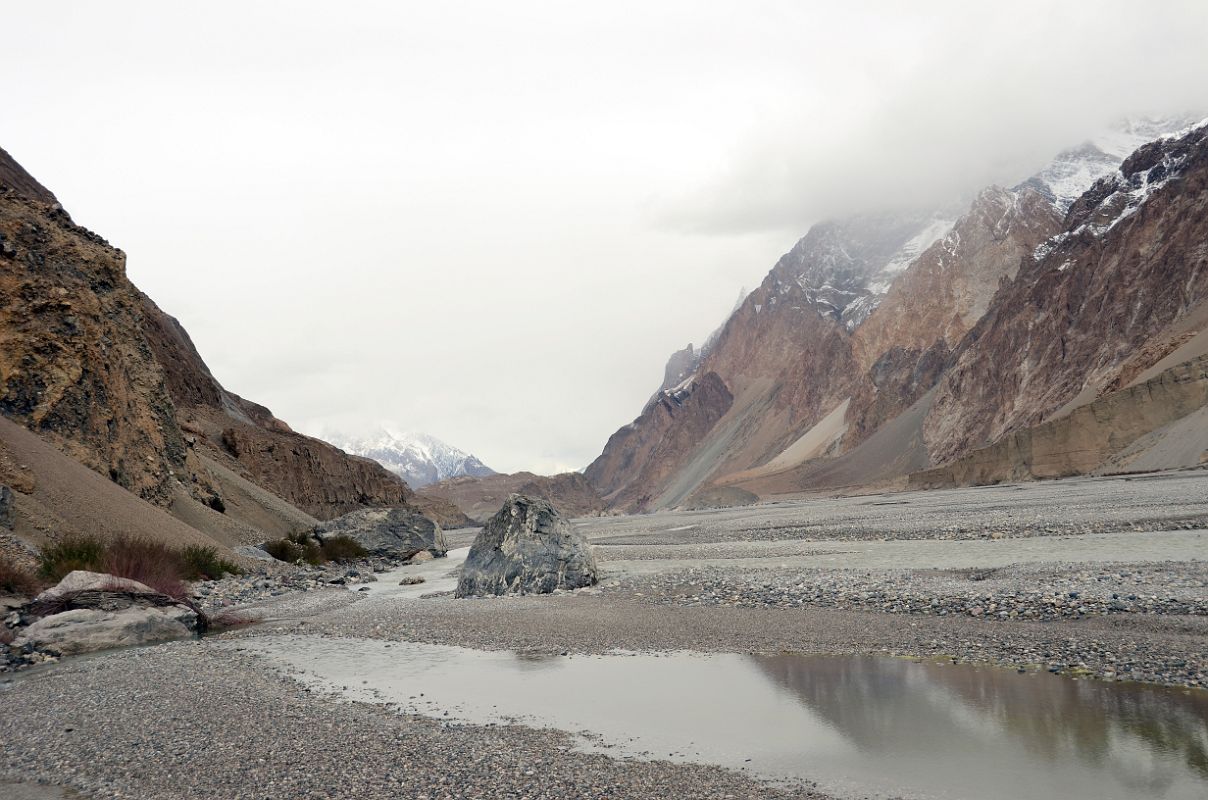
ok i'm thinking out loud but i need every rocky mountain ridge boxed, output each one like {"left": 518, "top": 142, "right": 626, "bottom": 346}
{"left": 589, "top": 116, "right": 1208, "bottom": 511}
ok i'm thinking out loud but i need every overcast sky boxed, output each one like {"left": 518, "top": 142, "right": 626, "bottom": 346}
{"left": 4, "top": 2, "right": 1207, "bottom": 473}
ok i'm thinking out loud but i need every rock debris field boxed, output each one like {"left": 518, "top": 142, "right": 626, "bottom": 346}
{"left": 3, "top": 470, "right": 1208, "bottom": 799}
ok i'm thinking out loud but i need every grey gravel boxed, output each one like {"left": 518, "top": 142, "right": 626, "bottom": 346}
{"left": 0, "top": 643, "right": 823, "bottom": 800}
{"left": 3, "top": 471, "right": 1208, "bottom": 798}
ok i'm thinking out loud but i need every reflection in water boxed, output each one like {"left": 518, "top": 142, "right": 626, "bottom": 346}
{"left": 239, "top": 636, "right": 1208, "bottom": 800}
{"left": 753, "top": 654, "right": 1208, "bottom": 798}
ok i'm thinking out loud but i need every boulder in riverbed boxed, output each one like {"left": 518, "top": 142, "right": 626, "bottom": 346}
{"left": 313, "top": 507, "right": 446, "bottom": 560}
{"left": 13, "top": 606, "right": 195, "bottom": 656}
{"left": 455, "top": 494, "right": 597, "bottom": 597}
{"left": 28, "top": 570, "right": 200, "bottom": 630}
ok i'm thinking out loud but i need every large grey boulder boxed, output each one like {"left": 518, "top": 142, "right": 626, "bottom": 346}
{"left": 456, "top": 494, "right": 597, "bottom": 597}
{"left": 314, "top": 507, "right": 446, "bottom": 560}
{"left": 13, "top": 606, "right": 195, "bottom": 656}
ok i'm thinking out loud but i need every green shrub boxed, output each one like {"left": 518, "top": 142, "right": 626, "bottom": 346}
{"left": 262, "top": 532, "right": 365, "bottom": 565}
{"left": 38, "top": 535, "right": 105, "bottom": 581}
{"left": 319, "top": 535, "right": 367, "bottom": 562}
{"left": 180, "top": 545, "right": 242, "bottom": 581}
{"left": 262, "top": 532, "right": 322, "bottom": 564}
{"left": 262, "top": 537, "right": 305, "bottom": 563}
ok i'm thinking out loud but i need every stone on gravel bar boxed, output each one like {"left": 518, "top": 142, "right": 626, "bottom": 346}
{"left": 235, "top": 545, "right": 279, "bottom": 562}
{"left": 13, "top": 606, "right": 195, "bottom": 656}
{"left": 314, "top": 507, "right": 447, "bottom": 560}
{"left": 35, "top": 570, "right": 158, "bottom": 601}
{"left": 456, "top": 494, "right": 598, "bottom": 598}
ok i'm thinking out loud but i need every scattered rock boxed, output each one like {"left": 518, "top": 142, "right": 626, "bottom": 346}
{"left": 314, "top": 507, "right": 446, "bottom": 560}
{"left": 399, "top": 576, "right": 426, "bottom": 586}
{"left": 456, "top": 494, "right": 598, "bottom": 598}
{"left": 235, "top": 545, "right": 279, "bottom": 562}
{"left": 408, "top": 550, "right": 434, "bottom": 565}
{"left": 0, "top": 484, "right": 12, "bottom": 529}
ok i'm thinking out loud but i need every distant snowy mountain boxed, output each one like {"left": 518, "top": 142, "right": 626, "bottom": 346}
{"left": 324, "top": 429, "right": 495, "bottom": 488}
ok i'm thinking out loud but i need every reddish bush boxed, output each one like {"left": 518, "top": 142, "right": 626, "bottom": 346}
{"left": 101, "top": 536, "right": 189, "bottom": 601}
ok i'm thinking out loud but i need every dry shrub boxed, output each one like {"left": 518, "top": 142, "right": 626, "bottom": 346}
{"left": 1, "top": 554, "right": 44, "bottom": 597}
{"left": 36, "top": 535, "right": 242, "bottom": 600}
{"left": 319, "top": 535, "right": 367, "bottom": 562}
{"left": 101, "top": 536, "right": 189, "bottom": 600}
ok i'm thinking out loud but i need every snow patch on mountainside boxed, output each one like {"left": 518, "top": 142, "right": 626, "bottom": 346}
{"left": 322, "top": 428, "right": 495, "bottom": 488}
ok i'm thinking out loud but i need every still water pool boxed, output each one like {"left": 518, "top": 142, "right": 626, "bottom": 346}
{"left": 239, "top": 636, "right": 1208, "bottom": 800}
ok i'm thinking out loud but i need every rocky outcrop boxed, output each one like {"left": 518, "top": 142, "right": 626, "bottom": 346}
{"left": 421, "top": 470, "right": 606, "bottom": 524}
{"left": 850, "top": 187, "right": 1062, "bottom": 371}
{"left": 0, "top": 180, "right": 187, "bottom": 504}
{"left": 0, "top": 147, "right": 57, "bottom": 206}
{"left": 214, "top": 422, "right": 411, "bottom": 520}
{"left": 455, "top": 495, "right": 597, "bottom": 597}
{"left": 28, "top": 570, "right": 200, "bottom": 623}
{"left": 658, "top": 344, "right": 700, "bottom": 393}
{"left": 585, "top": 371, "right": 734, "bottom": 511}
{"left": 313, "top": 507, "right": 446, "bottom": 560}
{"left": 924, "top": 123, "right": 1208, "bottom": 466}
{"left": 1, "top": 144, "right": 418, "bottom": 539}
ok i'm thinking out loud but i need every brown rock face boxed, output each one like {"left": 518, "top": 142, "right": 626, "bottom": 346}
{"left": 138, "top": 294, "right": 413, "bottom": 521}
{"left": 912, "top": 354, "right": 1208, "bottom": 488}
{"left": 0, "top": 183, "right": 186, "bottom": 503}
{"left": 421, "top": 470, "right": 605, "bottom": 525}
{"left": 924, "top": 124, "right": 1208, "bottom": 466}
{"left": 842, "top": 186, "right": 1063, "bottom": 450}
{"left": 1, "top": 145, "right": 415, "bottom": 529}
{"left": 584, "top": 371, "right": 734, "bottom": 511}
{"left": 585, "top": 211, "right": 944, "bottom": 512}
{"left": 852, "top": 187, "right": 1062, "bottom": 370}
{"left": 0, "top": 147, "right": 58, "bottom": 206}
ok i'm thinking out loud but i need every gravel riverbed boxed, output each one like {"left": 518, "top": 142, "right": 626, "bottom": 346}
{"left": 3, "top": 471, "right": 1208, "bottom": 798}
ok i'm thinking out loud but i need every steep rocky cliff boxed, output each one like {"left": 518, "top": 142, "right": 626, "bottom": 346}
{"left": 842, "top": 186, "right": 1063, "bottom": 448}
{"left": 0, "top": 164, "right": 187, "bottom": 504}
{"left": 912, "top": 354, "right": 1208, "bottom": 488}
{"left": 585, "top": 210, "right": 952, "bottom": 511}
{"left": 924, "top": 121, "right": 1208, "bottom": 465}
{"left": 0, "top": 145, "right": 419, "bottom": 547}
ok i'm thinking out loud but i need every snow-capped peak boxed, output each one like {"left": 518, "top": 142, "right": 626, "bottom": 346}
{"left": 321, "top": 428, "right": 495, "bottom": 488}
{"left": 1021, "top": 114, "right": 1203, "bottom": 212}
